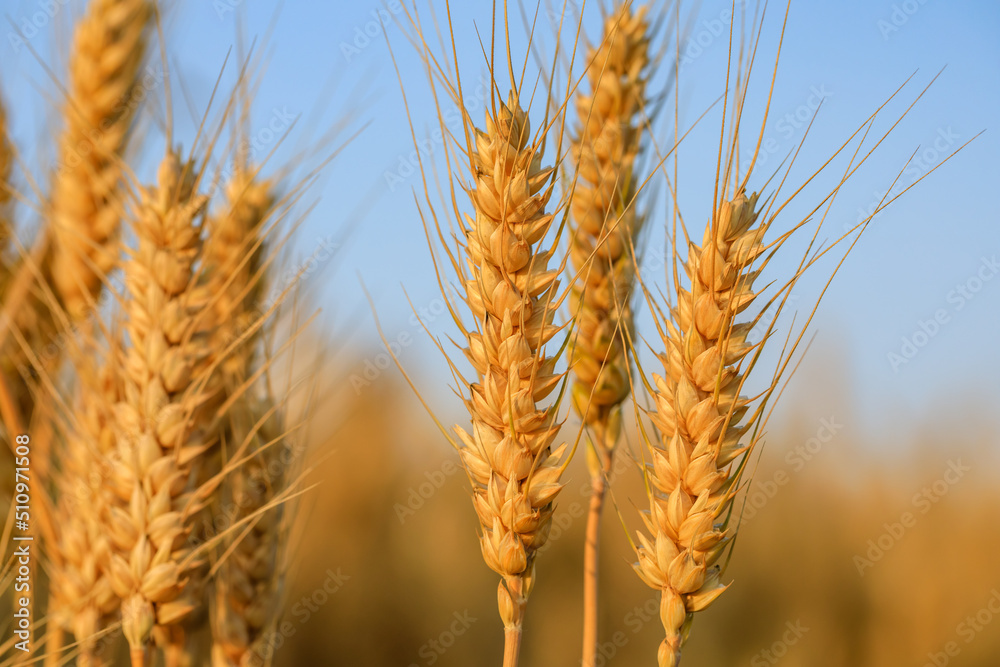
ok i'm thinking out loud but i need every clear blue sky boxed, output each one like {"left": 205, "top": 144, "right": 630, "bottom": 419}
{"left": 5, "top": 0, "right": 999, "bottom": 443}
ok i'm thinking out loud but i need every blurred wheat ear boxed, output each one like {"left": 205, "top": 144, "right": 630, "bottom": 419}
{"left": 565, "top": 4, "right": 654, "bottom": 665}
{"left": 49, "top": 0, "right": 152, "bottom": 320}
{"left": 91, "top": 144, "right": 232, "bottom": 667}
{"left": 0, "top": 0, "right": 153, "bottom": 471}
{"left": 203, "top": 163, "right": 289, "bottom": 667}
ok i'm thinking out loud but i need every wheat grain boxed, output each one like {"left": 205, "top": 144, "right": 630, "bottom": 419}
{"left": 633, "top": 191, "right": 764, "bottom": 667}
{"left": 50, "top": 0, "right": 151, "bottom": 319}
{"left": 567, "top": 6, "right": 651, "bottom": 664}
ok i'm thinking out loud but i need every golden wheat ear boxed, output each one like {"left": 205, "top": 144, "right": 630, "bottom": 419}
{"left": 49, "top": 0, "right": 153, "bottom": 320}
{"left": 564, "top": 4, "right": 656, "bottom": 665}
{"left": 624, "top": 3, "right": 972, "bottom": 663}
{"left": 384, "top": 2, "right": 595, "bottom": 664}
{"left": 98, "top": 148, "right": 220, "bottom": 667}
{"left": 46, "top": 342, "right": 125, "bottom": 667}
{"left": 202, "top": 165, "right": 281, "bottom": 667}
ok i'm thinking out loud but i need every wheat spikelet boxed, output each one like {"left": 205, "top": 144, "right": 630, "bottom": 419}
{"left": 567, "top": 7, "right": 650, "bottom": 662}
{"left": 633, "top": 191, "right": 765, "bottom": 666}
{"left": 104, "top": 149, "right": 219, "bottom": 667}
{"left": 50, "top": 0, "right": 151, "bottom": 319}
{"left": 451, "top": 90, "right": 565, "bottom": 665}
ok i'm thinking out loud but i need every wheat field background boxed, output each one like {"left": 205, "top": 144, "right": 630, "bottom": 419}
{"left": 1, "top": 0, "right": 998, "bottom": 666}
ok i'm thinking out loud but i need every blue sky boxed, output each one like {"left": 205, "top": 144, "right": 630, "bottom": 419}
{"left": 5, "top": 0, "right": 999, "bottom": 444}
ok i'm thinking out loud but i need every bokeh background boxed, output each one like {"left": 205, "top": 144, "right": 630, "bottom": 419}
{"left": 3, "top": 0, "right": 999, "bottom": 664}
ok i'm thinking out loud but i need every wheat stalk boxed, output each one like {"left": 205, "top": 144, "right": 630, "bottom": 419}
{"left": 387, "top": 4, "right": 585, "bottom": 662}
{"left": 104, "top": 149, "right": 219, "bottom": 667}
{"left": 567, "top": 5, "right": 651, "bottom": 664}
{"left": 50, "top": 0, "right": 151, "bottom": 319}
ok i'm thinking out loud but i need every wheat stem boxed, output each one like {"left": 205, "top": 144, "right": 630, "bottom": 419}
{"left": 581, "top": 450, "right": 610, "bottom": 666}
{"left": 502, "top": 628, "right": 523, "bottom": 667}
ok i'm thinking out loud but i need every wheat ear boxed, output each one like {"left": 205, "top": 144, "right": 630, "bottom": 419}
{"left": 568, "top": 6, "right": 650, "bottom": 665}
{"left": 204, "top": 169, "right": 289, "bottom": 667}
{"left": 0, "top": 94, "right": 20, "bottom": 414}
{"left": 634, "top": 191, "right": 765, "bottom": 666}
{"left": 105, "top": 150, "right": 218, "bottom": 667}
{"left": 451, "top": 90, "right": 565, "bottom": 667}
{"left": 48, "top": 353, "right": 123, "bottom": 667}
{"left": 204, "top": 168, "right": 273, "bottom": 384}
{"left": 50, "top": 0, "right": 151, "bottom": 319}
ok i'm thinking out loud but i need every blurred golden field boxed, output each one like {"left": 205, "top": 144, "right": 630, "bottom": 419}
{"left": 274, "top": 349, "right": 1000, "bottom": 666}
